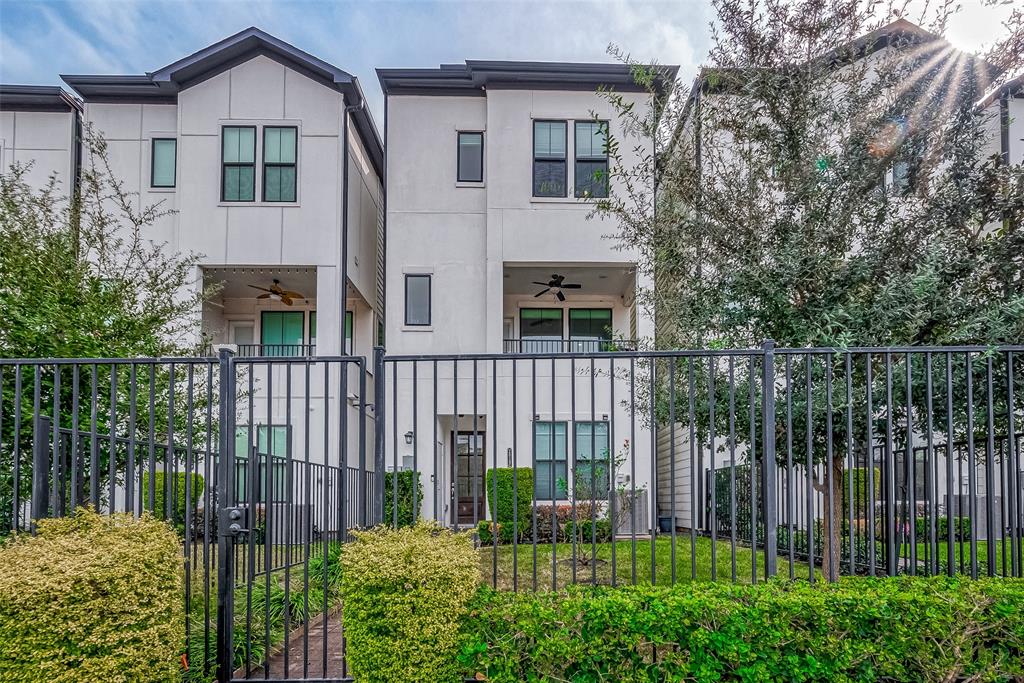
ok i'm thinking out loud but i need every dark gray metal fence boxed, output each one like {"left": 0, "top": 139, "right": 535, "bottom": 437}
{"left": 1, "top": 343, "right": 1022, "bottom": 682}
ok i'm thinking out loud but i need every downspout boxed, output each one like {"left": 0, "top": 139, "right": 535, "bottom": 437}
{"left": 381, "top": 94, "right": 388, "bottom": 347}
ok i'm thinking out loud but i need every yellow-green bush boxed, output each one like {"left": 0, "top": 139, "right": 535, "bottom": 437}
{"left": 0, "top": 509, "right": 184, "bottom": 682}
{"left": 342, "top": 522, "right": 479, "bottom": 682}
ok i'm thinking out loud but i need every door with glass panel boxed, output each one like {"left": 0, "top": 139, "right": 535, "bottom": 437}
{"left": 519, "top": 308, "right": 563, "bottom": 353}
{"left": 569, "top": 308, "right": 613, "bottom": 352}
{"left": 453, "top": 432, "right": 485, "bottom": 525}
{"left": 260, "top": 311, "right": 304, "bottom": 356}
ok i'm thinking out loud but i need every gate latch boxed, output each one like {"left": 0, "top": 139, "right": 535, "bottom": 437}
{"left": 220, "top": 506, "right": 249, "bottom": 537}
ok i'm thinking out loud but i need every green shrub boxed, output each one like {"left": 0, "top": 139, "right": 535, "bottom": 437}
{"left": 383, "top": 471, "right": 423, "bottom": 527}
{"left": 915, "top": 515, "right": 971, "bottom": 541}
{"left": 0, "top": 509, "right": 184, "bottom": 682}
{"left": 343, "top": 522, "right": 479, "bottom": 682}
{"left": 477, "top": 520, "right": 517, "bottom": 545}
{"left": 461, "top": 576, "right": 1024, "bottom": 682}
{"left": 484, "top": 468, "right": 533, "bottom": 540}
{"left": 141, "top": 471, "right": 204, "bottom": 535}
{"left": 842, "top": 466, "right": 881, "bottom": 515}
{"left": 564, "top": 517, "right": 613, "bottom": 543}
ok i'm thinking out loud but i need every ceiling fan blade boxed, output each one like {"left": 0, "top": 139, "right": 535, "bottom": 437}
{"left": 531, "top": 281, "right": 551, "bottom": 287}
{"left": 281, "top": 290, "right": 305, "bottom": 299}
{"left": 556, "top": 290, "right": 566, "bottom": 302}
{"left": 248, "top": 285, "right": 274, "bottom": 293}
{"left": 561, "top": 283, "right": 582, "bottom": 289}
{"left": 280, "top": 295, "right": 294, "bottom": 306}
{"left": 552, "top": 274, "right": 565, "bottom": 284}
{"left": 256, "top": 293, "right": 271, "bottom": 300}
{"left": 533, "top": 288, "right": 550, "bottom": 298}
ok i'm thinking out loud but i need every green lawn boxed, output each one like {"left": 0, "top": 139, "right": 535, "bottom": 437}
{"left": 479, "top": 536, "right": 804, "bottom": 591}
{"left": 912, "top": 540, "right": 1015, "bottom": 572}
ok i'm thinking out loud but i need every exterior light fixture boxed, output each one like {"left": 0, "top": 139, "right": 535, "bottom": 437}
{"left": 404, "top": 430, "right": 414, "bottom": 445}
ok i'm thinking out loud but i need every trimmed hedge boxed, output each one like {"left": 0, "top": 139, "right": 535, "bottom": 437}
{"left": 0, "top": 509, "right": 184, "bottom": 682}
{"left": 383, "top": 470, "right": 423, "bottom": 527}
{"left": 461, "top": 577, "right": 1024, "bottom": 682}
{"left": 342, "top": 522, "right": 479, "bottom": 682}
{"left": 141, "top": 471, "right": 204, "bottom": 535}
{"left": 485, "top": 467, "right": 533, "bottom": 539}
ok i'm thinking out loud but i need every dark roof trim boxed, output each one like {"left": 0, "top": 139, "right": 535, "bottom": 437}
{"left": 377, "top": 60, "right": 679, "bottom": 97}
{"left": 0, "top": 85, "right": 82, "bottom": 112}
{"left": 60, "top": 27, "right": 382, "bottom": 176}
{"left": 978, "top": 72, "right": 1024, "bottom": 109}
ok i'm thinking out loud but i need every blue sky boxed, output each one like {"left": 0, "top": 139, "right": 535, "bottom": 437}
{"left": 0, "top": 0, "right": 1008, "bottom": 128}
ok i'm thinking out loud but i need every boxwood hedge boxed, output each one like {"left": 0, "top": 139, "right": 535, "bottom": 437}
{"left": 0, "top": 509, "right": 184, "bottom": 682}
{"left": 461, "top": 576, "right": 1024, "bottom": 682}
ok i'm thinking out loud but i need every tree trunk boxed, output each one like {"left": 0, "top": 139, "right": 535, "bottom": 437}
{"left": 821, "top": 453, "right": 844, "bottom": 581}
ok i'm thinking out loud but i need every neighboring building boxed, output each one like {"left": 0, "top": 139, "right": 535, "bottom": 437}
{"left": 378, "top": 61, "right": 677, "bottom": 525}
{"left": 58, "top": 29, "right": 383, "bottom": 480}
{"left": 0, "top": 85, "right": 81, "bottom": 195}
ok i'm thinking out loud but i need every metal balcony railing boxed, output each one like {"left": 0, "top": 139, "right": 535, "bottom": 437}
{"left": 502, "top": 338, "right": 638, "bottom": 354}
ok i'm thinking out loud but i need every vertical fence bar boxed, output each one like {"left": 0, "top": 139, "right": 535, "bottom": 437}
{"left": 373, "top": 347, "right": 386, "bottom": 525}
{"left": 765, "top": 342, "right": 778, "bottom": 577}
{"left": 215, "top": 348, "right": 235, "bottom": 683}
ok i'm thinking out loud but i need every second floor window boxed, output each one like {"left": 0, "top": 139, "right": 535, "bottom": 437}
{"left": 533, "top": 120, "right": 566, "bottom": 197}
{"left": 222, "top": 126, "right": 256, "bottom": 202}
{"left": 263, "top": 126, "right": 297, "bottom": 202}
{"left": 404, "top": 274, "right": 431, "bottom": 326}
{"left": 150, "top": 138, "right": 176, "bottom": 188}
{"left": 457, "top": 132, "right": 483, "bottom": 182}
{"left": 574, "top": 121, "right": 608, "bottom": 198}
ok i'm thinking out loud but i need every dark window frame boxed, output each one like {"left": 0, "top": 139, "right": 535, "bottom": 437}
{"left": 533, "top": 420, "right": 569, "bottom": 501}
{"left": 404, "top": 274, "right": 432, "bottom": 326}
{"left": 344, "top": 310, "right": 354, "bottom": 355}
{"left": 456, "top": 131, "right": 484, "bottom": 183}
{"left": 262, "top": 125, "right": 298, "bottom": 203}
{"left": 519, "top": 307, "right": 564, "bottom": 338}
{"left": 221, "top": 125, "right": 257, "bottom": 203}
{"left": 574, "top": 120, "right": 609, "bottom": 198}
{"left": 150, "top": 137, "right": 177, "bottom": 188}
{"left": 532, "top": 119, "right": 567, "bottom": 198}
{"left": 573, "top": 420, "right": 612, "bottom": 497}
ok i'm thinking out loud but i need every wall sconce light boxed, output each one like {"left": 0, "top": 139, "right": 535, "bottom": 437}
{"left": 404, "top": 430, "right": 414, "bottom": 445}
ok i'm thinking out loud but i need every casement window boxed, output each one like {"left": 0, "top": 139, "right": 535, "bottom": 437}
{"left": 457, "top": 132, "right": 484, "bottom": 182}
{"left": 344, "top": 310, "right": 354, "bottom": 354}
{"left": 533, "top": 120, "right": 567, "bottom": 197}
{"left": 150, "top": 138, "right": 177, "bottom": 188}
{"left": 234, "top": 425, "right": 289, "bottom": 503}
{"left": 222, "top": 126, "right": 256, "bottom": 202}
{"left": 574, "top": 121, "right": 608, "bottom": 198}
{"left": 520, "top": 308, "right": 563, "bottom": 353}
{"left": 569, "top": 308, "right": 613, "bottom": 352}
{"left": 534, "top": 421, "right": 568, "bottom": 500}
{"left": 574, "top": 421, "right": 611, "bottom": 497}
{"left": 263, "top": 126, "right": 297, "bottom": 202}
{"left": 404, "top": 274, "right": 431, "bottom": 326}
{"left": 260, "top": 310, "right": 305, "bottom": 356}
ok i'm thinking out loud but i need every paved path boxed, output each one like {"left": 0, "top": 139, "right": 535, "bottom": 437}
{"left": 245, "top": 608, "right": 346, "bottom": 679}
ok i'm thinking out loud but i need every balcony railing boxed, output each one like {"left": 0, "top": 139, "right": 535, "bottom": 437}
{"left": 502, "top": 338, "right": 638, "bottom": 354}
{"left": 236, "top": 343, "right": 317, "bottom": 357}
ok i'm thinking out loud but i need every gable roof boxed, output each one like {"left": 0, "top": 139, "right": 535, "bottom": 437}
{"left": 377, "top": 60, "right": 679, "bottom": 97}
{"left": 60, "top": 27, "right": 382, "bottom": 176}
{"left": 0, "top": 85, "right": 82, "bottom": 113}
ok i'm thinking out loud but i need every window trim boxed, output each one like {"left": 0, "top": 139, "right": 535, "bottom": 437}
{"left": 404, "top": 274, "right": 432, "bottom": 327}
{"left": 532, "top": 119, "right": 567, "bottom": 198}
{"left": 533, "top": 420, "right": 569, "bottom": 501}
{"left": 573, "top": 420, "right": 612, "bottom": 497}
{"left": 573, "top": 120, "right": 609, "bottom": 198}
{"left": 456, "top": 131, "right": 484, "bottom": 183}
{"left": 150, "top": 137, "right": 177, "bottom": 189}
{"left": 344, "top": 310, "right": 354, "bottom": 355}
{"left": 568, "top": 307, "right": 613, "bottom": 342}
{"left": 221, "top": 125, "right": 257, "bottom": 203}
{"left": 262, "top": 125, "right": 298, "bottom": 203}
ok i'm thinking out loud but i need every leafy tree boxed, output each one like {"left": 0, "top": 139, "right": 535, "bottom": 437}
{"left": 0, "top": 130, "right": 218, "bottom": 531}
{"left": 596, "top": 0, "right": 1024, "bottom": 578}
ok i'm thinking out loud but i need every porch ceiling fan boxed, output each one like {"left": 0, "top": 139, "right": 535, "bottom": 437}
{"left": 532, "top": 273, "right": 582, "bottom": 303}
{"left": 248, "top": 279, "right": 305, "bottom": 306}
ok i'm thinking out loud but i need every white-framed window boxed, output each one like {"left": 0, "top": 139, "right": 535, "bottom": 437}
{"left": 150, "top": 138, "right": 177, "bottom": 188}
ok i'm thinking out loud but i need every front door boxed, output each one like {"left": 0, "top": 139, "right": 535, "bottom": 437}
{"left": 453, "top": 432, "right": 485, "bottom": 525}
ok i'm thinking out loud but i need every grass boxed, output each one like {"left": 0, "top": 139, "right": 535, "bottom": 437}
{"left": 912, "top": 540, "right": 1016, "bottom": 572}
{"left": 478, "top": 536, "right": 807, "bottom": 591}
